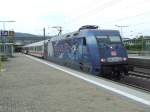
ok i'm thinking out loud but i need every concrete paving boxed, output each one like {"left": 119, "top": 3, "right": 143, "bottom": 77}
{"left": 0, "top": 53, "right": 149, "bottom": 112}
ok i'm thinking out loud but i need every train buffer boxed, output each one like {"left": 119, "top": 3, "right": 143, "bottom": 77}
{"left": 0, "top": 53, "right": 149, "bottom": 112}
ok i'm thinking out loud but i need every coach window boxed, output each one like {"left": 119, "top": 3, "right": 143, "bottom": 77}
{"left": 38, "top": 46, "right": 40, "bottom": 51}
{"left": 37, "top": 47, "right": 38, "bottom": 51}
{"left": 40, "top": 46, "right": 41, "bottom": 51}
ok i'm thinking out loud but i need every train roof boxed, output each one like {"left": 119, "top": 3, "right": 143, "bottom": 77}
{"left": 23, "top": 27, "right": 120, "bottom": 48}
{"left": 23, "top": 39, "right": 49, "bottom": 47}
{"left": 50, "top": 29, "right": 120, "bottom": 42}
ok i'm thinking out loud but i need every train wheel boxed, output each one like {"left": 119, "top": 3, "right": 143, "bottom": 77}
{"left": 116, "top": 72, "right": 121, "bottom": 80}
{"left": 79, "top": 63, "right": 83, "bottom": 71}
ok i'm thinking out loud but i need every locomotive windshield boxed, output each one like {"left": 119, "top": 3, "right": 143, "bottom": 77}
{"left": 96, "top": 35, "right": 121, "bottom": 45}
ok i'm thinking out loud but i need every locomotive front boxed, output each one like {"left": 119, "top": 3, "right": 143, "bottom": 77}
{"left": 95, "top": 31, "right": 128, "bottom": 79}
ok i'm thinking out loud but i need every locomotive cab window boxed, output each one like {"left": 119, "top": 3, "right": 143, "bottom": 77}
{"left": 109, "top": 36, "right": 121, "bottom": 42}
{"left": 96, "top": 35, "right": 121, "bottom": 45}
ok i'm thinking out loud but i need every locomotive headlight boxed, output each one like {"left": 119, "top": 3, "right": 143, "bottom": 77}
{"left": 123, "top": 57, "right": 127, "bottom": 61}
{"left": 100, "top": 58, "right": 106, "bottom": 62}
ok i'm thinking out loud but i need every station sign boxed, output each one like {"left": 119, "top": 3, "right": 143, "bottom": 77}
{"left": 8, "top": 31, "right": 15, "bottom": 37}
{"left": 0, "top": 30, "right": 15, "bottom": 37}
{"left": 1, "top": 31, "right": 8, "bottom": 36}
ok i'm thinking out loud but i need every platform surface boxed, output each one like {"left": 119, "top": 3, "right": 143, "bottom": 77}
{"left": 0, "top": 53, "right": 149, "bottom": 112}
{"left": 128, "top": 54, "right": 150, "bottom": 60}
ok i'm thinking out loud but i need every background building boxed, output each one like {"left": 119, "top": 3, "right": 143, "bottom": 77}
{"left": 123, "top": 36, "right": 150, "bottom": 55}
{"left": 13, "top": 32, "right": 51, "bottom": 52}
{"left": 0, "top": 32, "right": 51, "bottom": 56}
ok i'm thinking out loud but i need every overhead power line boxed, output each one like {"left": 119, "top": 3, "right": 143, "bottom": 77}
{"left": 115, "top": 25, "right": 129, "bottom": 38}
{"left": 131, "top": 22, "right": 150, "bottom": 27}
{"left": 71, "top": 0, "right": 123, "bottom": 22}
{"left": 52, "top": 26, "right": 63, "bottom": 36}
{"left": 66, "top": 0, "right": 123, "bottom": 30}
{"left": 110, "top": 11, "right": 150, "bottom": 23}
{"left": 102, "top": 10, "right": 150, "bottom": 26}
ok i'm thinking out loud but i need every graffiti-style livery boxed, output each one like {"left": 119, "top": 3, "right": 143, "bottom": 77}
{"left": 23, "top": 25, "right": 129, "bottom": 79}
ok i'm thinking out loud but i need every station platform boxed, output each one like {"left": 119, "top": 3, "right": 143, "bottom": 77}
{"left": 128, "top": 54, "right": 150, "bottom": 69}
{"left": 128, "top": 54, "right": 150, "bottom": 60}
{"left": 0, "top": 53, "right": 149, "bottom": 112}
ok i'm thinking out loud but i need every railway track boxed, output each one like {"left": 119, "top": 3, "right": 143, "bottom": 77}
{"left": 129, "top": 71, "right": 150, "bottom": 79}
{"left": 74, "top": 65, "right": 150, "bottom": 92}
{"left": 120, "top": 71, "right": 150, "bottom": 92}
{"left": 121, "top": 80, "right": 150, "bottom": 93}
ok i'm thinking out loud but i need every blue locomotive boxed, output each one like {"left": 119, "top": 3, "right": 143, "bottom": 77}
{"left": 23, "top": 25, "right": 129, "bottom": 79}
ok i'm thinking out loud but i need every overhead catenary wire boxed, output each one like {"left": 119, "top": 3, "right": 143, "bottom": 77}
{"left": 62, "top": 0, "right": 150, "bottom": 37}
{"left": 67, "top": 0, "right": 150, "bottom": 27}
{"left": 65, "top": 0, "right": 124, "bottom": 28}
{"left": 71, "top": 0, "right": 123, "bottom": 22}
{"left": 107, "top": 11, "right": 150, "bottom": 24}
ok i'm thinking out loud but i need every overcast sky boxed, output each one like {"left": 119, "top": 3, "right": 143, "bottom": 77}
{"left": 0, "top": 0, "right": 150, "bottom": 38}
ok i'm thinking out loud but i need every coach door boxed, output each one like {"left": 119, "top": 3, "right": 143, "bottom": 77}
{"left": 79, "top": 37, "right": 91, "bottom": 72}
{"left": 48, "top": 41, "right": 54, "bottom": 57}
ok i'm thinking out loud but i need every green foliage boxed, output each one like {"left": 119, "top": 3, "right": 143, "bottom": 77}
{"left": 125, "top": 44, "right": 141, "bottom": 51}
{"left": 124, "top": 36, "right": 148, "bottom": 51}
